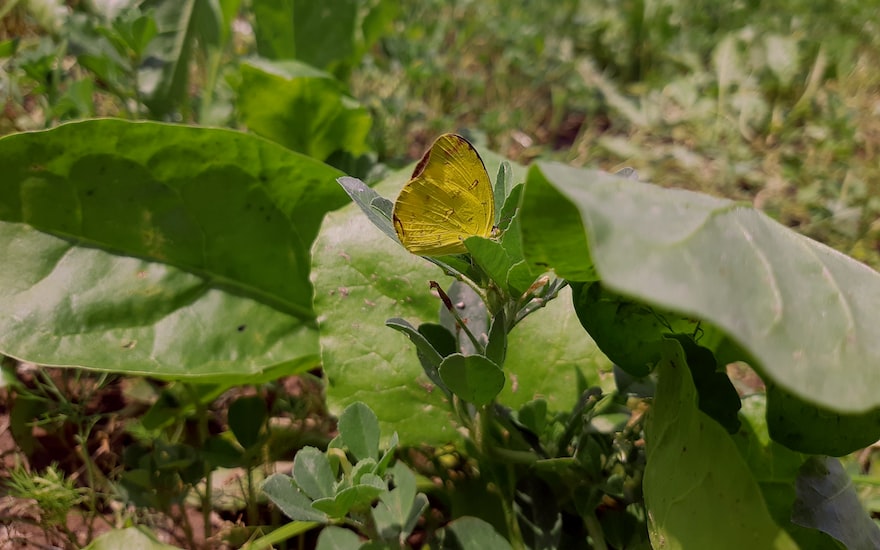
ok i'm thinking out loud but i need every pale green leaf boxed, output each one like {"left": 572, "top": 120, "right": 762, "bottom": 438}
{"left": 644, "top": 340, "right": 797, "bottom": 549}
{"left": 0, "top": 120, "right": 344, "bottom": 380}
{"left": 520, "top": 162, "right": 880, "bottom": 416}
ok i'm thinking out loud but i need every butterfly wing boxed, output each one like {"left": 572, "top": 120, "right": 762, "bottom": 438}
{"left": 393, "top": 134, "right": 494, "bottom": 256}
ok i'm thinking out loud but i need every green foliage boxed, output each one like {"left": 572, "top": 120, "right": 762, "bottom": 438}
{"left": 3, "top": 1, "right": 880, "bottom": 547}
{"left": 3, "top": 0, "right": 379, "bottom": 149}
{"left": 252, "top": 0, "right": 396, "bottom": 80}
{"left": 644, "top": 343, "right": 799, "bottom": 549}
{"left": 236, "top": 58, "right": 372, "bottom": 163}
{"left": 0, "top": 120, "right": 346, "bottom": 379}
{"left": 81, "top": 527, "right": 183, "bottom": 550}
{"left": 262, "top": 402, "right": 443, "bottom": 547}
{"left": 6, "top": 462, "right": 87, "bottom": 527}
{"left": 316, "top": 155, "right": 609, "bottom": 446}
{"left": 519, "top": 162, "right": 880, "bottom": 447}
{"left": 332, "top": 138, "right": 880, "bottom": 547}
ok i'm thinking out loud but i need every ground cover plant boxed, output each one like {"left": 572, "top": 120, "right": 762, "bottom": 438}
{"left": 1, "top": 0, "right": 880, "bottom": 548}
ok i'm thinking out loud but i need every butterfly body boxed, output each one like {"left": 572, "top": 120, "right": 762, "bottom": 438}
{"left": 393, "top": 134, "right": 495, "bottom": 256}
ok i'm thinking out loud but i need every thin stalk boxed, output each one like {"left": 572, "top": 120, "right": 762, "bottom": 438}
{"left": 246, "top": 466, "right": 258, "bottom": 526}
{"left": 584, "top": 511, "right": 608, "bottom": 550}
{"left": 198, "top": 48, "right": 223, "bottom": 124}
{"left": 450, "top": 304, "right": 484, "bottom": 353}
{"left": 427, "top": 257, "right": 492, "bottom": 306}
{"left": 187, "top": 384, "right": 214, "bottom": 543}
{"left": 432, "top": 281, "right": 485, "bottom": 353}
{"left": 477, "top": 406, "right": 525, "bottom": 550}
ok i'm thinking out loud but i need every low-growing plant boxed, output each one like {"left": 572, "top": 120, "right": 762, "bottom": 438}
{"left": 317, "top": 135, "right": 880, "bottom": 548}
{"left": 5, "top": 462, "right": 89, "bottom": 547}
{"left": 1, "top": 119, "right": 879, "bottom": 548}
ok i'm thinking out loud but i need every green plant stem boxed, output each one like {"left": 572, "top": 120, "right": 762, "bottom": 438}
{"left": 428, "top": 257, "right": 491, "bottom": 306}
{"left": 247, "top": 466, "right": 258, "bottom": 526}
{"left": 477, "top": 406, "right": 525, "bottom": 550}
{"left": 198, "top": 49, "right": 223, "bottom": 123}
{"left": 584, "top": 511, "right": 608, "bottom": 550}
{"left": 446, "top": 300, "right": 485, "bottom": 353}
{"left": 74, "top": 421, "right": 103, "bottom": 539}
{"left": 188, "top": 384, "right": 213, "bottom": 544}
{"left": 511, "top": 279, "right": 568, "bottom": 329}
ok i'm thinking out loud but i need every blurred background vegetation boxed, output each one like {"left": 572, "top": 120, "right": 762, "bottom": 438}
{"left": 3, "top": 0, "right": 880, "bottom": 271}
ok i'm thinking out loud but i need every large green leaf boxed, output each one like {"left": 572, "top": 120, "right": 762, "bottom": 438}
{"left": 82, "top": 526, "right": 183, "bottom": 550}
{"left": 313, "top": 153, "right": 608, "bottom": 446}
{"left": 251, "top": 0, "right": 296, "bottom": 59}
{"left": 737, "top": 395, "right": 856, "bottom": 548}
{"left": 236, "top": 58, "right": 371, "bottom": 162}
{"left": 0, "top": 120, "right": 345, "bottom": 380}
{"left": 138, "top": 0, "right": 200, "bottom": 117}
{"left": 792, "top": 456, "right": 880, "bottom": 548}
{"left": 252, "top": 0, "right": 356, "bottom": 71}
{"left": 519, "top": 162, "right": 880, "bottom": 417}
{"left": 644, "top": 340, "right": 798, "bottom": 549}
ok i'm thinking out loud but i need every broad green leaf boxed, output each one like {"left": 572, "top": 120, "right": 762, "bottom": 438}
{"left": 312, "top": 475, "right": 386, "bottom": 517}
{"left": 0, "top": 120, "right": 344, "bottom": 380}
{"left": 519, "top": 166, "right": 597, "bottom": 282}
{"left": 252, "top": 0, "right": 357, "bottom": 74}
{"left": 500, "top": 291, "right": 611, "bottom": 410}
{"left": 520, "top": 161, "right": 880, "bottom": 416}
{"left": 442, "top": 516, "right": 513, "bottom": 550}
{"left": 252, "top": 0, "right": 295, "bottom": 59}
{"left": 465, "top": 236, "right": 516, "bottom": 294}
{"left": 736, "top": 395, "right": 849, "bottom": 548}
{"left": 228, "top": 396, "right": 267, "bottom": 450}
{"left": 792, "top": 456, "right": 880, "bottom": 548}
{"left": 314, "top": 153, "right": 607, "bottom": 445}
{"left": 766, "top": 382, "right": 880, "bottom": 456}
{"left": 138, "top": 0, "right": 200, "bottom": 117}
{"left": 667, "top": 334, "right": 741, "bottom": 434}
{"left": 293, "top": 446, "right": 335, "bottom": 501}
{"left": 262, "top": 474, "right": 328, "bottom": 523}
{"left": 337, "top": 401, "right": 380, "bottom": 462}
{"left": 571, "top": 282, "right": 705, "bottom": 377}
{"left": 644, "top": 340, "right": 797, "bottom": 549}
{"left": 236, "top": 58, "right": 371, "bottom": 162}
{"left": 385, "top": 318, "right": 448, "bottom": 393}
{"left": 288, "top": 0, "right": 357, "bottom": 72}
{"left": 81, "top": 526, "right": 183, "bottom": 550}
{"left": 417, "top": 323, "right": 457, "bottom": 357}
{"left": 373, "top": 462, "right": 421, "bottom": 540}
{"left": 315, "top": 526, "right": 363, "bottom": 550}
{"left": 439, "top": 353, "right": 504, "bottom": 406}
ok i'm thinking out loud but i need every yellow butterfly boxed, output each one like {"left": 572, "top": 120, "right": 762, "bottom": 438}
{"left": 392, "top": 134, "right": 495, "bottom": 256}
